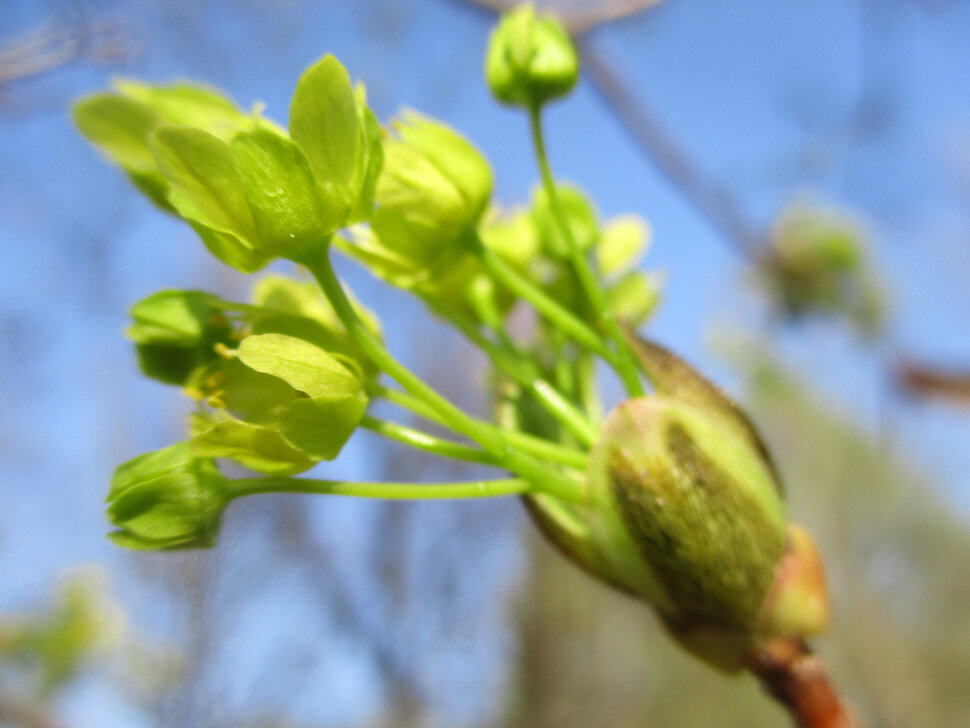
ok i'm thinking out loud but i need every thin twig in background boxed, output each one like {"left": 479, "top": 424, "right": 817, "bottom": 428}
{"left": 0, "top": 20, "right": 132, "bottom": 87}
{"left": 578, "top": 40, "right": 765, "bottom": 259}
{"left": 274, "top": 500, "right": 427, "bottom": 719}
{"left": 452, "top": 0, "right": 665, "bottom": 34}
{"left": 896, "top": 361, "right": 970, "bottom": 406}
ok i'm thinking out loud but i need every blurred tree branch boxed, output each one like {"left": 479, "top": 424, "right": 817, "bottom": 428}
{"left": 578, "top": 40, "right": 766, "bottom": 259}
{"left": 0, "top": 19, "right": 132, "bottom": 88}
{"left": 896, "top": 361, "right": 970, "bottom": 406}
{"left": 452, "top": 0, "right": 666, "bottom": 34}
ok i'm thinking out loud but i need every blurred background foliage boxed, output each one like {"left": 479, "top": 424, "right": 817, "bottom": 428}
{"left": 2, "top": 0, "right": 970, "bottom": 726}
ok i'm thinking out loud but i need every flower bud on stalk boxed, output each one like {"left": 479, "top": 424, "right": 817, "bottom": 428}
{"left": 343, "top": 112, "right": 498, "bottom": 316}
{"left": 368, "top": 111, "right": 493, "bottom": 280}
{"left": 106, "top": 443, "right": 230, "bottom": 550}
{"left": 525, "top": 336, "right": 829, "bottom": 670}
{"left": 485, "top": 5, "right": 579, "bottom": 108}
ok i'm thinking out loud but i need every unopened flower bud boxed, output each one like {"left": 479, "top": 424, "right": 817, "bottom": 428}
{"left": 106, "top": 443, "right": 229, "bottom": 550}
{"left": 361, "top": 112, "right": 493, "bottom": 286}
{"left": 524, "top": 335, "right": 830, "bottom": 670}
{"left": 585, "top": 396, "right": 788, "bottom": 634}
{"left": 485, "top": 5, "right": 579, "bottom": 108}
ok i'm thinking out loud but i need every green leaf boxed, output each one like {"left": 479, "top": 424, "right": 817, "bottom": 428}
{"left": 289, "top": 55, "right": 360, "bottom": 221}
{"left": 151, "top": 125, "right": 257, "bottom": 244}
{"left": 278, "top": 393, "right": 367, "bottom": 460}
{"left": 245, "top": 312, "right": 365, "bottom": 382}
{"left": 191, "top": 222, "right": 271, "bottom": 273}
{"left": 109, "top": 441, "right": 193, "bottom": 501}
{"left": 218, "top": 357, "right": 302, "bottom": 425}
{"left": 191, "top": 416, "right": 317, "bottom": 475}
{"left": 128, "top": 170, "right": 177, "bottom": 212}
{"left": 134, "top": 344, "right": 200, "bottom": 385}
{"left": 236, "top": 334, "right": 366, "bottom": 460}
{"left": 248, "top": 275, "right": 378, "bottom": 377}
{"left": 112, "top": 80, "right": 248, "bottom": 139}
{"left": 236, "top": 333, "right": 361, "bottom": 399}
{"left": 74, "top": 81, "right": 266, "bottom": 219}
{"left": 597, "top": 215, "right": 651, "bottom": 277}
{"left": 229, "top": 128, "right": 333, "bottom": 255}
{"left": 349, "top": 101, "right": 384, "bottom": 223}
{"left": 73, "top": 94, "right": 160, "bottom": 175}
{"left": 250, "top": 312, "right": 340, "bottom": 350}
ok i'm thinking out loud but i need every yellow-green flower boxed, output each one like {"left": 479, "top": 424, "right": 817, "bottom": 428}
{"left": 485, "top": 5, "right": 579, "bottom": 108}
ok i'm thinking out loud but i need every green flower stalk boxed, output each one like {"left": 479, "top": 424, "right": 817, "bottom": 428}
{"left": 484, "top": 6, "right": 646, "bottom": 398}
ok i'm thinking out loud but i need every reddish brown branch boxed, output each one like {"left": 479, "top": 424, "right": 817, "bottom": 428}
{"left": 455, "top": 0, "right": 666, "bottom": 34}
{"left": 747, "top": 638, "right": 859, "bottom": 728}
{"left": 895, "top": 360, "right": 970, "bottom": 406}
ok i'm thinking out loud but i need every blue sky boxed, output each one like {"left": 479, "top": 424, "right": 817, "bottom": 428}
{"left": 2, "top": 0, "right": 970, "bottom": 725}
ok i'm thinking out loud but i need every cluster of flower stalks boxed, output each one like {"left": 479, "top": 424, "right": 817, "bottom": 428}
{"left": 76, "top": 5, "right": 846, "bottom": 724}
